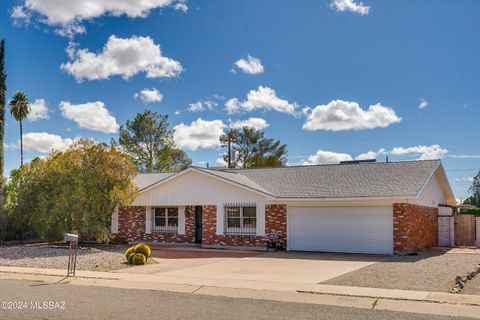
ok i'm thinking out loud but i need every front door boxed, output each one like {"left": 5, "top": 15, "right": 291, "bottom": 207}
{"left": 195, "top": 206, "right": 202, "bottom": 244}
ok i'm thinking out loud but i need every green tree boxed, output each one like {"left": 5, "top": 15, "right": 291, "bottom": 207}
{"left": 220, "top": 127, "right": 287, "bottom": 169}
{"left": 467, "top": 171, "right": 480, "bottom": 207}
{"left": 156, "top": 145, "right": 192, "bottom": 172}
{"left": 6, "top": 140, "right": 137, "bottom": 242}
{"left": 9, "top": 91, "right": 30, "bottom": 166}
{"left": 118, "top": 109, "right": 191, "bottom": 172}
{"left": 0, "top": 40, "right": 7, "bottom": 241}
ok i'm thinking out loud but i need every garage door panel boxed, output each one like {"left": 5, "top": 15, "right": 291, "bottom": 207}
{"left": 288, "top": 206, "right": 393, "bottom": 254}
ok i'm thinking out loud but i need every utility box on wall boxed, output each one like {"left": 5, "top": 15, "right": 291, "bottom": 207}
{"left": 438, "top": 206, "right": 454, "bottom": 247}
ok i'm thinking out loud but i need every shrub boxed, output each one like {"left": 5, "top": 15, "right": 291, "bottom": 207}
{"left": 132, "top": 253, "right": 146, "bottom": 265}
{"left": 135, "top": 243, "right": 151, "bottom": 260}
{"left": 125, "top": 246, "right": 136, "bottom": 260}
{"left": 128, "top": 252, "right": 136, "bottom": 264}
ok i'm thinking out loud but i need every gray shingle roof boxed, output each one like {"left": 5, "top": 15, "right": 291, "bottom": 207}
{"left": 194, "top": 167, "right": 273, "bottom": 195}
{"left": 134, "top": 172, "right": 175, "bottom": 190}
{"left": 136, "top": 160, "right": 442, "bottom": 199}
{"left": 215, "top": 160, "right": 441, "bottom": 199}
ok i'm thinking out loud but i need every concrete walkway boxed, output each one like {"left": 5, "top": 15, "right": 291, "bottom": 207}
{"left": 1, "top": 266, "right": 480, "bottom": 318}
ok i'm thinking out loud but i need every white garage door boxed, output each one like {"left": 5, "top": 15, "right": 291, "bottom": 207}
{"left": 288, "top": 206, "right": 393, "bottom": 254}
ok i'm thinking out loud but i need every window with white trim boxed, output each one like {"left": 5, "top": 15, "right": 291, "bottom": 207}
{"left": 224, "top": 204, "right": 256, "bottom": 236}
{"left": 152, "top": 207, "right": 178, "bottom": 233}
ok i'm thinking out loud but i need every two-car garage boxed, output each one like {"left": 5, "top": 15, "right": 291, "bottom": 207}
{"left": 287, "top": 206, "right": 393, "bottom": 254}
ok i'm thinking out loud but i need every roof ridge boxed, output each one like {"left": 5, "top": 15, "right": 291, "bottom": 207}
{"left": 136, "top": 171, "right": 179, "bottom": 175}
{"left": 207, "top": 159, "right": 441, "bottom": 172}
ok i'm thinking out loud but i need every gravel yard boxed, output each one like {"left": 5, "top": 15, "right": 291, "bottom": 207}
{"left": 0, "top": 244, "right": 129, "bottom": 272}
{"left": 323, "top": 251, "right": 480, "bottom": 292}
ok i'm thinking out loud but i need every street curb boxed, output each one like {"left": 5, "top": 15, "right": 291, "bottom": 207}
{"left": 296, "top": 289, "right": 480, "bottom": 307}
{"left": 2, "top": 267, "right": 480, "bottom": 308}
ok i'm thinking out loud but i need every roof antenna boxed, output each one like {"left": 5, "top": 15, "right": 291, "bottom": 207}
{"left": 385, "top": 154, "right": 389, "bottom": 163}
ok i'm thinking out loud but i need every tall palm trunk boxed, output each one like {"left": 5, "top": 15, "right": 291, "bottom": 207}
{"left": 19, "top": 119, "right": 23, "bottom": 166}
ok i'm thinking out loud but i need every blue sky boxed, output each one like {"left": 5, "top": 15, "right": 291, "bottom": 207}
{"left": 0, "top": 0, "right": 479, "bottom": 200}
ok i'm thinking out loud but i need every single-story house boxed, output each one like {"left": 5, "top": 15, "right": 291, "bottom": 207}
{"left": 112, "top": 159, "right": 455, "bottom": 255}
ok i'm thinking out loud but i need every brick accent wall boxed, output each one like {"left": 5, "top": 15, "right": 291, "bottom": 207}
{"left": 118, "top": 204, "right": 287, "bottom": 250}
{"left": 201, "top": 204, "right": 287, "bottom": 249}
{"left": 265, "top": 204, "right": 287, "bottom": 248}
{"left": 117, "top": 206, "right": 195, "bottom": 244}
{"left": 393, "top": 203, "right": 438, "bottom": 254}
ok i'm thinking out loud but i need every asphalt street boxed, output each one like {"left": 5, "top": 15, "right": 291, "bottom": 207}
{"left": 0, "top": 279, "right": 473, "bottom": 320}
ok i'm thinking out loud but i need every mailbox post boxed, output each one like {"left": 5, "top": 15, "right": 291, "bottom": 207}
{"left": 64, "top": 233, "right": 79, "bottom": 277}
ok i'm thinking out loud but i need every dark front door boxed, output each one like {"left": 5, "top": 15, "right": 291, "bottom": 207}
{"left": 195, "top": 206, "right": 202, "bottom": 244}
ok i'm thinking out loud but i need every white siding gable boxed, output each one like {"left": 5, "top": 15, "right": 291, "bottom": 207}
{"left": 134, "top": 170, "right": 268, "bottom": 206}
{"left": 411, "top": 172, "right": 446, "bottom": 207}
{"left": 133, "top": 170, "right": 267, "bottom": 236}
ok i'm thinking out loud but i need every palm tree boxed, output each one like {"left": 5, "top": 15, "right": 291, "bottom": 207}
{"left": 9, "top": 91, "right": 30, "bottom": 166}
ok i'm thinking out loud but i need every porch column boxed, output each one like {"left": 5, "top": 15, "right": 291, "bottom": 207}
{"left": 145, "top": 206, "right": 152, "bottom": 234}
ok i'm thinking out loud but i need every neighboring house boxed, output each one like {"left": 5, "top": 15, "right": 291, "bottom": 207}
{"left": 112, "top": 159, "right": 455, "bottom": 255}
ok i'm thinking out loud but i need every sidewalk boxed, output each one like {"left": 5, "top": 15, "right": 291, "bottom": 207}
{"left": 1, "top": 265, "right": 480, "bottom": 318}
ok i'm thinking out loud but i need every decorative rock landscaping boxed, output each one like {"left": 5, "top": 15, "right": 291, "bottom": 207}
{"left": 452, "top": 264, "right": 480, "bottom": 293}
{"left": 0, "top": 244, "right": 128, "bottom": 272}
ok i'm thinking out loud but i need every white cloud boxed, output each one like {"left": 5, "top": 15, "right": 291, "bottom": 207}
{"left": 455, "top": 177, "right": 474, "bottom": 183}
{"left": 174, "top": 110, "right": 181, "bottom": 116}
{"left": 61, "top": 35, "right": 183, "bottom": 82}
{"left": 216, "top": 157, "right": 227, "bottom": 166}
{"left": 188, "top": 100, "right": 217, "bottom": 112}
{"left": 27, "top": 98, "right": 49, "bottom": 121}
{"left": 174, "top": 0, "right": 188, "bottom": 13}
{"left": 60, "top": 101, "right": 119, "bottom": 133}
{"left": 301, "top": 149, "right": 353, "bottom": 165}
{"left": 23, "top": 132, "right": 74, "bottom": 153}
{"left": 419, "top": 98, "right": 428, "bottom": 109}
{"left": 389, "top": 145, "right": 448, "bottom": 160}
{"left": 229, "top": 117, "right": 269, "bottom": 130}
{"left": 355, "top": 148, "right": 385, "bottom": 160}
{"left": 4, "top": 142, "right": 19, "bottom": 151}
{"left": 12, "top": 0, "right": 185, "bottom": 36}
{"left": 303, "top": 100, "right": 401, "bottom": 131}
{"left": 447, "top": 154, "right": 480, "bottom": 159}
{"left": 173, "top": 118, "right": 225, "bottom": 150}
{"left": 330, "top": 0, "right": 370, "bottom": 15}
{"left": 134, "top": 88, "right": 163, "bottom": 103}
{"left": 301, "top": 144, "right": 448, "bottom": 166}
{"left": 233, "top": 55, "right": 264, "bottom": 75}
{"left": 225, "top": 86, "right": 298, "bottom": 115}
{"left": 11, "top": 5, "right": 30, "bottom": 21}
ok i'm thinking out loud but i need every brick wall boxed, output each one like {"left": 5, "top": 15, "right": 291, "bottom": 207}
{"left": 201, "top": 204, "right": 287, "bottom": 249}
{"left": 393, "top": 203, "right": 438, "bottom": 254}
{"left": 117, "top": 206, "right": 195, "bottom": 244}
{"left": 118, "top": 204, "right": 287, "bottom": 250}
{"left": 265, "top": 204, "right": 287, "bottom": 248}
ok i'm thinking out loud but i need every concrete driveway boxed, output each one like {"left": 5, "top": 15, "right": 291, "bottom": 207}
{"left": 120, "top": 250, "right": 384, "bottom": 284}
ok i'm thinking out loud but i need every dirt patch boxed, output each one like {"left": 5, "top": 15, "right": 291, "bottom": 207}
{"left": 323, "top": 251, "right": 480, "bottom": 292}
